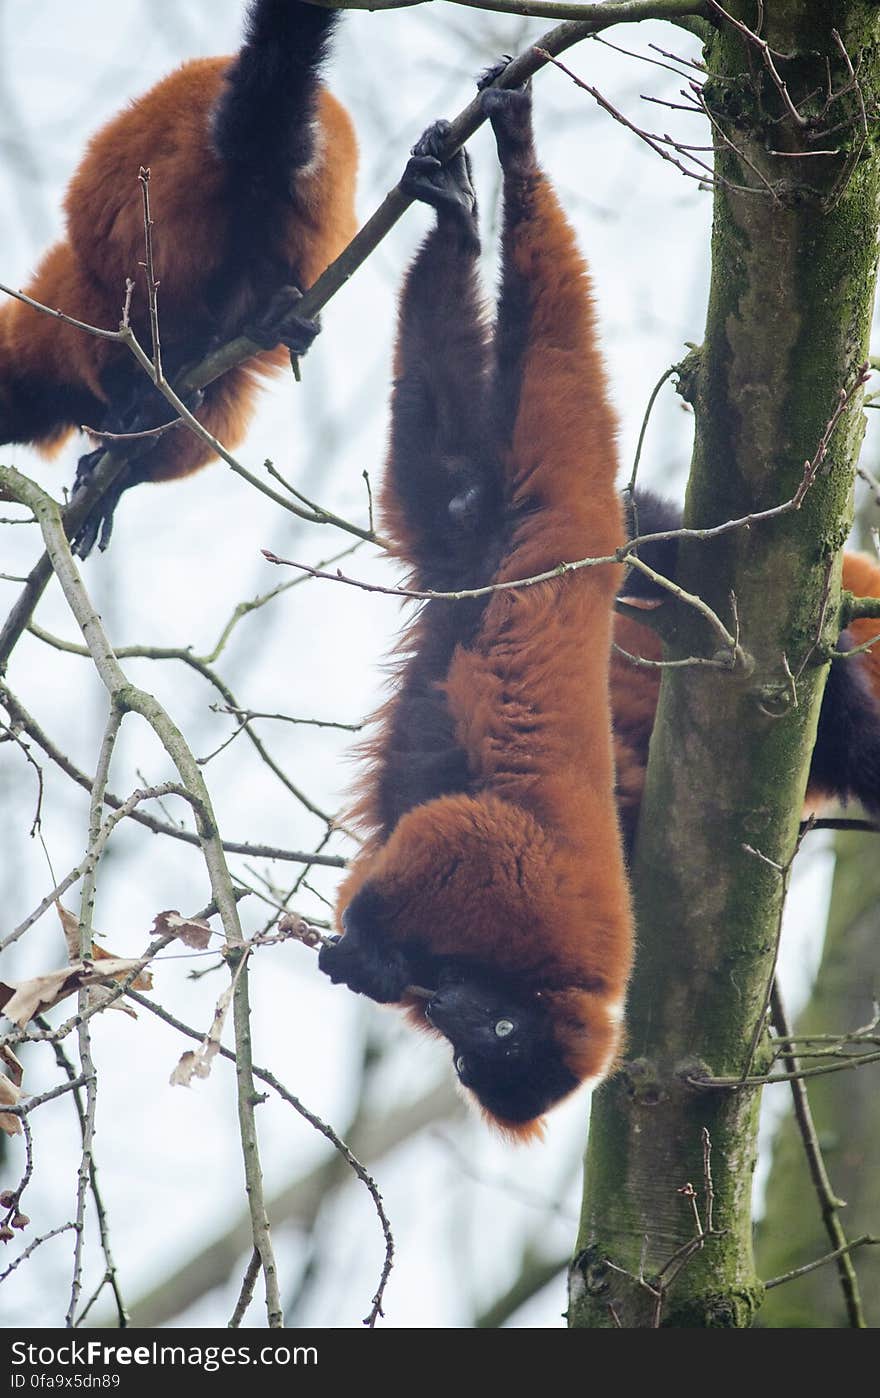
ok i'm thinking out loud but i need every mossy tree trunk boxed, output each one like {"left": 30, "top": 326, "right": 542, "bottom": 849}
{"left": 570, "top": 0, "right": 880, "bottom": 1328}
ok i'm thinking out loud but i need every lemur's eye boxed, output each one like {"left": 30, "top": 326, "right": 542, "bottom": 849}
{"left": 494, "top": 1019, "right": 515, "bottom": 1038}
{"left": 455, "top": 1055, "right": 467, "bottom": 1076}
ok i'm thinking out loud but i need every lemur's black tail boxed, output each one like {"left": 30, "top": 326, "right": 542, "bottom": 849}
{"left": 619, "top": 488, "right": 682, "bottom": 602}
{"left": 212, "top": 0, "right": 342, "bottom": 180}
{"left": 810, "top": 631, "right": 880, "bottom": 820}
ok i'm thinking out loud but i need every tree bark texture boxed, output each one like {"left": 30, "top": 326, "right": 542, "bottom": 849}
{"left": 570, "top": 0, "right": 880, "bottom": 1328}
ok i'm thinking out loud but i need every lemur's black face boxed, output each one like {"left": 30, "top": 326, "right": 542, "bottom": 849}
{"left": 319, "top": 889, "right": 582, "bottom": 1125}
{"left": 425, "top": 973, "right": 579, "bottom": 1124}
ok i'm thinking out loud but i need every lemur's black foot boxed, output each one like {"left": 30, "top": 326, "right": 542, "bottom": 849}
{"left": 476, "top": 55, "right": 515, "bottom": 91}
{"left": 244, "top": 284, "right": 321, "bottom": 355}
{"left": 318, "top": 887, "right": 417, "bottom": 1005}
{"left": 72, "top": 441, "right": 159, "bottom": 558}
{"left": 318, "top": 925, "right": 414, "bottom": 1005}
{"left": 400, "top": 119, "right": 478, "bottom": 234}
{"left": 477, "top": 60, "right": 535, "bottom": 171}
{"left": 70, "top": 462, "right": 132, "bottom": 558}
{"left": 70, "top": 378, "right": 205, "bottom": 557}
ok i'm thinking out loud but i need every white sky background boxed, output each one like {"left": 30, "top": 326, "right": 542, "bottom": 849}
{"left": 0, "top": 0, "right": 866, "bottom": 1330}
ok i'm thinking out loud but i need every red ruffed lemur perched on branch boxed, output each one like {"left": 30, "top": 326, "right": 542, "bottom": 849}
{"left": 0, "top": 0, "right": 356, "bottom": 555}
{"left": 319, "top": 69, "right": 633, "bottom": 1139}
{"left": 613, "top": 492, "right": 880, "bottom": 846}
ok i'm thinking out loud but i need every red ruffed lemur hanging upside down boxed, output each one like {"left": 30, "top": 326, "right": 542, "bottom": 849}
{"left": 0, "top": 0, "right": 357, "bottom": 556}
{"left": 319, "top": 68, "right": 634, "bottom": 1139}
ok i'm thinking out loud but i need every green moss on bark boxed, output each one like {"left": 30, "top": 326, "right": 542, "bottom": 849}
{"left": 572, "top": 0, "right": 880, "bottom": 1329}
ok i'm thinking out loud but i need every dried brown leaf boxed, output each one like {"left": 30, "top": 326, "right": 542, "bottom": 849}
{"left": 2, "top": 967, "right": 84, "bottom": 1026}
{"left": 56, "top": 901, "right": 153, "bottom": 989}
{"left": 151, "top": 909, "right": 212, "bottom": 950}
{"left": 56, "top": 901, "right": 81, "bottom": 960}
{"left": 169, "top": 984, "right": 232, "bottom": 1087}
{"left": 169, "top": 1043, "right": 218, "bottom": 1086}
{"left": 0, "top": 958, "right": 145, "bottom": 1027}
{"left": 0, "top": 1046, "right": 23, "bottom": 1088}
{"left": 90, "top": 943, "right": 153, "bottom": 992}
{"left": 0, "top": 1073, "right": 22, "bottom": 1137}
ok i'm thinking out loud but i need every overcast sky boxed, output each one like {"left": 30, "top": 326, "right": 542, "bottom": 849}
{"left": 0, "top": 0, "right": 859, "bottom": 1329}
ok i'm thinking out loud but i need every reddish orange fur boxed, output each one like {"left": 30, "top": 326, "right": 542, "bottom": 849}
{"left": 336, "top": 170, "right": 633, "bottom": 1135}
{"left": 2, "top": 246, "right": 119, "bottom": 413}
{"left": 0, "top": 60, "right": 357, "bottom": 477}
{"left": 841, "top": 552, "right": 880, "bottom": 700}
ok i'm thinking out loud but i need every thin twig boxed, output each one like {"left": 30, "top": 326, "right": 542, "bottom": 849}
{"left": 213, "top": 704, "right": 362, "bottom": 733}
{"left": 123, "top": 985, "right": 395, "bottom": 1328}
{"left": 769, "top": 982, "right": 865, "bottom": 1327}
{"left": 691, "top": 1048, "right": 880, "bottom": 1088}
{"left": 35, "top": 1026, "right": 127, "bottom": 1325}
{"left": 307, "top": 0, "right": 709, "bottom": 19}
{"left": 0, "top": 684, "right": 345, "bottom": 871}
{"left": 0, "top": 714, "right": 45, "bottom": 838}
{"left": 0, "top": 1224, "right": 77, "bottom": 1285}
{"left": 1, "top": 11, "right": 703, "bottom": 673}
{"left": 262, "top": 359, "right": 866, "bottom": 644}
{"left": 65, "top": 703, "right": 124, "bottom": 1330}
{"left": 626, "top": 364, "right": 678, "bottom": 500}
{"left": 26, "top": 625, "right": 348, "bottom": 836}
{"left": 612, "top": 641, "right": 734, "bottom": 670}
{"left": 1, "top": 1113, "right": 33, "bottom": 1223}
{"left": 740, "top": 818, "right": 814, "bottom": 1080}
{"left": 3, "top": 468, "right": 282, "bottom": 1326}
{"left": 539, "top": 50, "right": 772, "bottom": 196}
{"left": 138, "top": 169, "right": 162, "bottom": 382}
{"left": 229, "top": 1249, "right": 262, "bottom": 1328}
{"left": 764, "top": 1236, "right": 880, "bottom": 1291}
{"left": 705, "top": 1, "right": 802, "bottom": 122}
{"left": 799, "top": 817, "right": 880, "bottom": 834}
{"left": 6, "top": 1078, "right": 88, "bottom": 1115}
{"left": 74, "top": 1275, "right": 112, "bottom": 1328}
{"left": 3, "top": 776, "right": 196, "bottom": 950}
{"left": 263, "top": 546, "right": 744, "bottom": 664}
